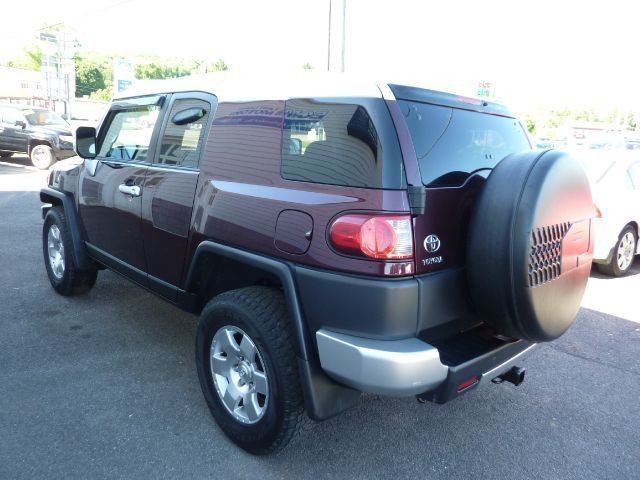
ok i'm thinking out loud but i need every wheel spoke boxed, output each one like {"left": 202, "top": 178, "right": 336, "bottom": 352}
{"left": 222, "top": 383, "right": 242, "bottom": 412}
{"left": 218, "top": 329, "right": 241, "bottom": 356}
{"left": 244, "top": 392, "right": 262, "bottom": 421}
{"left": 253, "top": 371, "right": 268, "bottom": 395}
{"left": 209, "top": 325, "right": 269, "bottom": 425}
{"left": 240, "top": 335, "right": 256, "bottom": 360}
{"left": 211, "top": 354, "right": 229, "bottom": 377}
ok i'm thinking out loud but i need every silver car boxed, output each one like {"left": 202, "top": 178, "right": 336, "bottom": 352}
{"left": 584, "top": 151, "right": 640, "bottom": 276}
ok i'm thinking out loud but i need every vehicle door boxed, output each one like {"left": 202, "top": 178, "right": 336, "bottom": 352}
{"left": 0, "top": 106, "right": 29, "bottom": 152}
{"left": 78, "top": 95, "right": 166, "bottom": 277}
{"left": 141, "top": 93, "right": 217, "bottom": 293}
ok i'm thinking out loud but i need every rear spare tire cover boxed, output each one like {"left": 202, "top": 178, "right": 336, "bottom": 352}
{"left": 467, "top": 150, "right": 593, "bottom": 342}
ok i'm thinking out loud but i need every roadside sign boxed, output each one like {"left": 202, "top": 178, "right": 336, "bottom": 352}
{"left": 477, "top": 81, "right": 496, "bottom": 98}
{"left": 113, "top": 59, "right": 135, "bottom": 93}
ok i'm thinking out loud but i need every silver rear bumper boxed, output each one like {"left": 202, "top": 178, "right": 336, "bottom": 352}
{"left": 316, "top": 329, "right": 448, "bottom": 396}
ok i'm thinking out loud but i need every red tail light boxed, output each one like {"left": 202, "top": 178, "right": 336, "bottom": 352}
{"left": 594, "top": 204, "right": 602, "bottom": 218}
{"left": 329, "top": 214, "right": 414, "bottom": 260}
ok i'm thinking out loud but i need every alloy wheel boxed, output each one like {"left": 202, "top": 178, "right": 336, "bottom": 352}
{"left": 47, "top": 224, "right": 65, "bottom": 279}
{"left": 210, "top": 325, "right": 269, "bottom": 424}
{"left": 617, "top": 231, "right": 636, "bottom": 271}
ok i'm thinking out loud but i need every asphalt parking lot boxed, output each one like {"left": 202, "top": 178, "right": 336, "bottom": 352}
{"left": 1, "top": 156, "right": 639, "bottom": 479}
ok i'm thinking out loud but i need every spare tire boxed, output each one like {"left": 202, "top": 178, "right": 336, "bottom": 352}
{"left": 467, "top": 150, "right": 593, "bottom": 342}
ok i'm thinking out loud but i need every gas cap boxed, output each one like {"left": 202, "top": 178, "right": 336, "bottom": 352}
{"left": 274, "top": 210, "right": 313, "bottom": 255}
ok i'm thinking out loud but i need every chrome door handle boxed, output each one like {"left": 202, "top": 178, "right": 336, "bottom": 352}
{"left": 118, "top": 184, "right": 141, "bottom": 197}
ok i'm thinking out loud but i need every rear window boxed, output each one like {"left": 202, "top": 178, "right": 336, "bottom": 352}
{"left": 281, "top": 98, "right": 405, "bottom": 189}
{"left": 399, "top": 101, "right": 530, "bottom": 187}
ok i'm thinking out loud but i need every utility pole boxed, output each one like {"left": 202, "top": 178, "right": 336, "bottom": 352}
{"left": 327, "top": 0, "right": 331, "bottom": 71}
{"left": 340, "top": 0, "right": 346, "bottom": 73}
{"left": 327, "top": 0, "right": 346, "bottom": 72}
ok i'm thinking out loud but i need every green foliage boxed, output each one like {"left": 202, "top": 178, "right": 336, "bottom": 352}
{"left": 73, "top": 52, "right": 229, "bottom": 99}
{"left": 4, "top": 44, "right": 43, "bottom": 71}
{"left": 302, "top": 62, "right": 314, "bottom": 70}
{"left": 210, "top": 59, "right": 228, "bottom": 72}
{"left": 74, "top": 52, "right": 113, "bottom": 99}
{"left": 524, "top": 115, "right": 536, "bottom": 135}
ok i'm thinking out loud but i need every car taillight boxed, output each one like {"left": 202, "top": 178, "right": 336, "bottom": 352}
{"left": 329, "top": 214, "right": 414, "bottom": 260}
{"left": 594, "top": 204, "right": 602, "bottom": 218}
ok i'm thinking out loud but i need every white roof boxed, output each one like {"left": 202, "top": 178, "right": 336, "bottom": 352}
{"left": 113, "top": 70, "right": 387, "bottom": 102}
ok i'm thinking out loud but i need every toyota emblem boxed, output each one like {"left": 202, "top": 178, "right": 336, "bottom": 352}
{"left": 423, "top": 234, "right": 441, "bottom": 253}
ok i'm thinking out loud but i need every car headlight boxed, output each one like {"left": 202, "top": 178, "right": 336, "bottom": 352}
{"left": 59, "top": 135, "right": 74, "bottom": 143}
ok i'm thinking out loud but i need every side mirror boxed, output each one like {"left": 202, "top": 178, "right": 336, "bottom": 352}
{"left": 15, "top": 120, "right": 26, "bottom": 129}
{"left": 172, "top": 107, "right": 207, "bottom": 126}
{"left": 75, "top": 126, "right": 97, "bottom": 159}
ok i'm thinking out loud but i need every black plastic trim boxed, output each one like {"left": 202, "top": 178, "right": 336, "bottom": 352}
{"left": 295, "top": 265, "right": 420, "bottom": 340}
{"left": 40, "top": 187, "right": 92, "bottom": 271}
{"left": 86, "top": 242, "right": 147, "bottom": 286}
{"left": 85, "top": 242, "right": 199, "bottom": 314}
{"left": 407, "top": 184, "right": 426, "bottom": 216}
{"left": 185, "top": 241, "right": 360, "bottom": 420}
{"left": 418, "top": 338, "right": 535, "bottom": 404}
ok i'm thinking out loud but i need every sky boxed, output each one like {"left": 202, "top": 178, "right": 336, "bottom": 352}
{"left": 1, "top": 0, "right": 638, "bottom": 113}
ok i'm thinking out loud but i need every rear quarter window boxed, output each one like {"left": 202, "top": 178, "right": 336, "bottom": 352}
{"left": 399, "top": 101, "right": 530, "bottom": 187}
{"left": 281, "top": 98, "right": 405, "bottom": 189}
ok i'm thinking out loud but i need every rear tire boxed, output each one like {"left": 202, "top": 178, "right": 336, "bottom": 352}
{"left": 30, "top": 144, "right": 55, "bottom": 169}
{"left": 597, "top": 225, "right": 637, "bottom": 277}
{"left": 43, "top": 206, "right": 97, "bottom": 295}
{"left": 195, "top": 286, "right": 303, "bottom": 454}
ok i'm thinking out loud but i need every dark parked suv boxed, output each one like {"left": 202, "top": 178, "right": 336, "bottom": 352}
{"left": 40, "top": 73, "right": 594, "bottom": 454}
{"left": 0, "top": 103, "right": 75, "bottom": 169}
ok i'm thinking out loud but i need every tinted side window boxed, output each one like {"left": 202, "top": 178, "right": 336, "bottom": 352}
{"left": 399, "top": 101, "right": 530, "bottom": 187}
{"left": 0, "top": 107, "right": 21, "bottom": 126}
{"left": 97, "top": 105, "right": 160, "bottom": 162}
{"left": 156, "top": 99, "right": 210, "bottom": 169}
{"left": 281, "top": 99, "right": 404, "bottom": 189}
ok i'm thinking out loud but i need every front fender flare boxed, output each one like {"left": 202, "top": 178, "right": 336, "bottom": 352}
{"left": 40, "top": 187, "right": 92, "bottom": 271}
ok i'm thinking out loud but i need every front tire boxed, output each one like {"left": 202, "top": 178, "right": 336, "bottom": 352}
{"left": 43, "top": 207, "right": 98, "bottom": 295}
{"left": 30, "top": 144, "right": 55, "bottom": 169}
{"left": 597, "top": 225, "right": 637, "bottom": 277}
{"left": 195, "top": 286, "right": 303, "bottom": 454}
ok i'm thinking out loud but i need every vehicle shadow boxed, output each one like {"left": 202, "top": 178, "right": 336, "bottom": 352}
{"left": 0, "top": 154, "right": 32, "bottom": 168}
{"left": 589, "top": 258, "right": 640, "bottom": 279}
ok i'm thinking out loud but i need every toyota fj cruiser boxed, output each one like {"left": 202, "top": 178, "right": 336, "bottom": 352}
{"left": 40, "top": 72, "right": 594, "bottom": 454}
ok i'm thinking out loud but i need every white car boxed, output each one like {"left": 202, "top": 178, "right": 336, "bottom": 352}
{"left": 583, "top": 151, "right": 640, "bottom": 276}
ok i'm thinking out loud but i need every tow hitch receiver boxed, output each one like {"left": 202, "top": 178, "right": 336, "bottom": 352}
{"left": 492, "top": 366, "right": 525, "bottom": 386}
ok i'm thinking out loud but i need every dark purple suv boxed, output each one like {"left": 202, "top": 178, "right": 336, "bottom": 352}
{"left": 40, "top": 73, "right": 594, "bottom": 454}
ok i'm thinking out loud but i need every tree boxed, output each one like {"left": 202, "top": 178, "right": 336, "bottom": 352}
{"left": 210, "top": 59, "right": 228, "bottom": 72}
{"left": 302, "top": 62, "right": 314, "bottom": 70}
{"left": 4, "top": 44, "right": 43, "bottom": 71}
{"left": 74, "top": 52, "right": 113, "bottom": 100}
{"left": 523, "top": 115, "right": 536, "bottom": 135}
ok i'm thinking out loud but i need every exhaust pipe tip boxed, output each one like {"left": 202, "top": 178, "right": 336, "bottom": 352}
{"left": 493, "top": 366, "right": 525, "bottom": 386}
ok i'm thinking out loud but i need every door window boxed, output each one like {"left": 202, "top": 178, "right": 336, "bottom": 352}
{"left": 156, "top": 99, "right": 211, "bottom": 169}
{"left": 97, "top": 105, "right": 160, "bottom": 162}
{"left": 0, "top": 107, "right": 22, "bottom": 126}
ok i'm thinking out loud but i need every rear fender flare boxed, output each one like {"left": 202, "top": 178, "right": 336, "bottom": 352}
{"left": 185, "top": 241, "right": 361, "bottom": 420}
